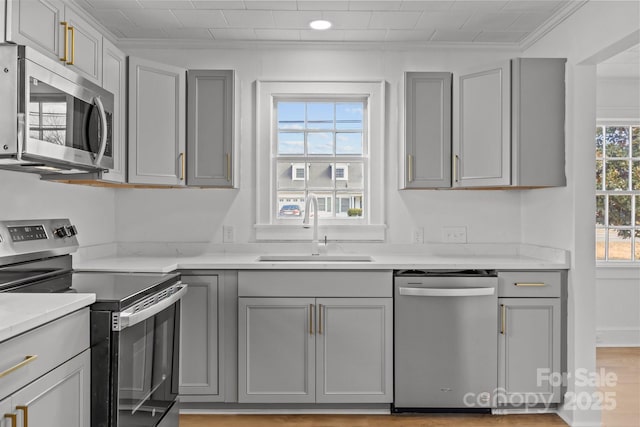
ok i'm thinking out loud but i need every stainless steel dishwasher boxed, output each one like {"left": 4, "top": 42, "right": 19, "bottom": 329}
{"left": 393, "top": 270, "right": 498, "bottom": 412}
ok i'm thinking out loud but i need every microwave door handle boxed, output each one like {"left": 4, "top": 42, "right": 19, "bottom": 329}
{"left": 115, "top": 284, "right": 188, "bottom": 331}
{"left": 93, "top": 96, "right": 108, "bottom": 167}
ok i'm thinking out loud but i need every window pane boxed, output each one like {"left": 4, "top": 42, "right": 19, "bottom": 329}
{"left": 336, "top": 102, "right": 363, "bottom": 130}
{"left": 278, "top": 132, "right": 304, "bottom": 155}
{"left": 278, "top": 102, "right": 304, "bottom": 130}
{"left": 336, "top": 132, "right": 363, "bottom": 155}
{"left": 276, "top": 192, "right": 305, "bottom": 218}
{"left": 605, "top": 126, "right": 630, "bottom": 158}
{"left": 632, "top": 126, "right": 639, "bottom": 157}
{"left": 596, "top": 160, "right": 603, "bottom": 190}
{"left": 336, "top": 192, "right": 364, "bottom": 218}
{"left": 605, "top": 160, "right": 629, "bottom": 190}
{"left": 277, "top": 161, "right": 305, "bottom": 189}
{"left": 596, "top": 229, "right": 605, "bottom": 260}
{"left": 607, "top": 229, "right": 632, "bottom": 260}
{"left": 596, "top": 126, "right": 603, "bottom": 158}
{"left": 336, "top": 162, "right": 363, "bottom": 190}
{"left": 636, "top": 196, "right": 640, "bottom": 226}
{"left": 632, "top": 161, "right": 640, "bottom": 190}
{"left": 308, "top": 132, "right": 333, "bottom": 155}
{"left": 312, "top": 191, "right": 333, "bottom": 218}
{"left": 596, "top": 195, "right": 605, "bottom": 226}
{"left": 609, "top": 195, "right": 632, "bottom": 226}
{"left": 307, "top": 162, "right": 333, "bottom": 189}
{"left": 635, "top": 234, "right": 640, "bottom": 261}
{"left": 307, "top": 103, "right": 333, "bottom": 130}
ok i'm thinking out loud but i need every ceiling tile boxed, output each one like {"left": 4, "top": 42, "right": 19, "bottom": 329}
{"left": 297, "top": 1, "right": 349, "bottom": 11}
{"left": 385, "top": 29, "right": 435, "bottom": 41}
{"left": 415, "top": 11, "right": 470, "bottom": 29}
{"left": 348, "top": 1, "right": 401, "bottom": 11}
{"left": 254, "top": 28, "right": 302, "bottom": 39}
{"left": 321, "top": 11, "right": 371, "bottom": 29}
{"left": 210, "top": 28, "right": 258, "bottom": 39}
{"left": 245, "top": 1, "right": 298, "bottom": 10}
{"left": 507, "top": 11, "right": 553, "bottom": 32}
{"left": 430, "top": 29, "right": 479, "bottom": 41}
{"left": 272, "top": 11, "right": 319, "bottom": 28}
{"left": 369, "top": 11, "right": 422, "bottom": 29}
{"left": 164, "top": 27, "right": 215, "bottom": 38}
{"left": 85, "top": 0, "right": 143, "bottom": 9}
{"left": 173, "top": 10, "right": 228, "bottom": 27}
{"left": 126, "top": 10, "right": 181, "bottom": 28}
{"left": 399, "top": 1, "right": 453, "bottom": 11}
{"left": 502, "top": 0, "right": 564, "bottom": 12}
{"left": 300, "top": 29, "right": 345, "bottom": 40}
{"left": 343, "top": 29, "right": 388, "bottom": 40}
{"left": 139, "top": 0, "right": 194, "bottom": 9}
{"left": 450, "top": 1, "right": 508, "bottom": 12}
{"left": 461, "top": 12, "right": 520, "bottom": 31}
{"left": 192, "top": 1, "right": 245, "bottom": 9}
{"left": 474, "top": 30, "right": 527, "bottom": 42}
{"left": 114, "top": 26, "right": 167, "bottom": 37}
{"left": 222, "top": 10, "right": 276, "bottom": 27}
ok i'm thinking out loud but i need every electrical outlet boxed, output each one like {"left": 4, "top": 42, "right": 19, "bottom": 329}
{"left": 223, "top": 225, "right": 235, "bottom": 243}
{"left": 412, "top": 227, "right": 424, "bottom": 244}
{"left": 442, "top": 226, "right": 467, "bottom": 243}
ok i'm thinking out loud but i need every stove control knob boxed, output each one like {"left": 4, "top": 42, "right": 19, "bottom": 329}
{"left": 66, "top": 225, "right": 78, "bottom": 236}
{"left": 54, "top": 227, "right": 69, "bottom": 238}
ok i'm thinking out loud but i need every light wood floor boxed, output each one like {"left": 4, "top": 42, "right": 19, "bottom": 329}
{"left": 181, "top": 347, "right": 640, "bottom": 427}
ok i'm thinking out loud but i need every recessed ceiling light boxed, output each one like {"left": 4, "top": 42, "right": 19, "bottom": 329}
{"left": 309, "top": 20, "right": 332, "bottom": 30}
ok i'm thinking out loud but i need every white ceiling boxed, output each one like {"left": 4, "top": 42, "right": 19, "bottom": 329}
{"left": 74, "top": 0, "right": 585, "bottom": 47}
{"left": 598, "top": 44, "right": 640, "bottom": 79}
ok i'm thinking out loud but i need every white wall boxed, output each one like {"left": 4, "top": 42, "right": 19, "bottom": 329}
{"left": 0, "top": 170, "right": 116, "bottom": 247}
{"left": 116, "top": 46, "right": 522, "bottom": 244}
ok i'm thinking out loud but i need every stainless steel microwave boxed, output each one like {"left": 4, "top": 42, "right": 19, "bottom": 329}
{"left": 0, "top": 45, "right": 114, "bottom": 176}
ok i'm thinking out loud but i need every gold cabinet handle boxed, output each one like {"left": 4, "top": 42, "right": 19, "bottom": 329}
{"left": 514, "top": 282, "right": 546, "bottom": 287}
{"left": 0, "top": 355, "right": 38, "bottom": 378}
{"left": 318, "top": 304, "right": 323, "bottom": 335}
{"left": 226, "top": 152, "right": 231, "bottom": 182}
{"left": 67, "top": 26, "right": 75, "bottom": 65}
{"left": 179, "top": 152, "right": 185, "bottom": 181}
{"left": 407, "top": 154, "right": 413, "bottom": 183}
{"left": 500, "top": 304, "right": 506, "bottom": 335}
{"left": 3, "top": 414, "right": 17, "bottom": 427}
{"left": 454, "top": 154, "right": 459, "bottom": 183}
{"left": 309, "top": 304, "right": 314, "bottom": 335}
{"left": 60, "top": 22, "right": 69, "bottom": 62}
{"left": 15, "top": 406, "right": 28, "bottom": 427}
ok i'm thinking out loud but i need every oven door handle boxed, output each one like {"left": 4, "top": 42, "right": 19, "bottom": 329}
{"left": 117, "top": 284, "right": 188, "bottom": 330}
{"left": 398, "top": 287, "right": 495, "bottom": 297}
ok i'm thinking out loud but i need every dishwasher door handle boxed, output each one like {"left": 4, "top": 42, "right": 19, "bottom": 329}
{"left": 398, "top": 287, "right": 495, "bottom": 297}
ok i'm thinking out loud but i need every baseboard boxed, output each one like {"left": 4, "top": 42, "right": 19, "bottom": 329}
{"left": 596, "top": 328, "right": 640, "bottom": 347}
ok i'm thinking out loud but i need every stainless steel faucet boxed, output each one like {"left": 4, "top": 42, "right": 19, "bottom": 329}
{"left": 302, "top": 193, "right": 319, "bottom": 255}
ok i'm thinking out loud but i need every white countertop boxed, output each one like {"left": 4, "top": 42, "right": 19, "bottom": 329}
{"left": 0, "top": 293, "right": 96, "bottom": 343}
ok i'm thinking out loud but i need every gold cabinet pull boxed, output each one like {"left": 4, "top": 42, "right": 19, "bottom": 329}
{"left": 309, "top": 304, "right": 314, "bottom": 335}
{"left": 318, "top": 304, "right": 323, "bottom": 335}
{"left": 454, "top": 154, "right": 459, "bottom": 183}
{"left": 226, "top": 152, "right": 231, "bottom": 182}
{"left": 407, "top": 154, "right": 413, "bottom": 183}
{"left": 67, "top": 26, "right": 75, "bottom": 65}
{"left": 3, "top": 414, "right": 17, "bottom": 427}
{"left": 500, "top": 304, "right": 506, "bottom": 335}
{"left": 514, "top": 282, "right": 546, "bottom": 287}
{"left": 15, "top": 406, "right": 28, "bottom": 427}
{"left": 60, "top": 22, "right": 69, "bottom": 62}
{"left": 0, "top": 355, "right": 38, "bottom": 378}
{"left": 179, "top": 152, "right": 185, "bottom": 181}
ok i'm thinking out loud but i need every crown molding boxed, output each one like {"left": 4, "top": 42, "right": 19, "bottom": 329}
{"left": 519, "top": 0, "right": 589, "bottom": 51}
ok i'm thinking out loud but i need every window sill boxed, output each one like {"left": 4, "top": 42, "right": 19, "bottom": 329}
{"left": 254, "top": 224, "right": 386, "bottom": 242}
{"left": 596, "top": 263, "right": 640, "bottom": 280}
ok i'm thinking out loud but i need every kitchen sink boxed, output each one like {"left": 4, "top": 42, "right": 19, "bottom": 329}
{"left": 257, "top": 254, "right": 374, "bottom": 262}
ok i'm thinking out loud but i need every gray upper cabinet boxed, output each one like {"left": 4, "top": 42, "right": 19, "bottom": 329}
{"left": 187, "top": 70, "right": 235, "bottom": 187}
{"left": 101, "top": 38, "right": 126, "bottom": 183}
{"left": 403, "top": 72, "right": 452, "bottom": 189}
{"left": 5, "top": 0, "right": 102, "bottom": 84}
{"left": 453, "top": 58, "right": 566, "bottom": 188}
{"left": 128, "top": 56, "right": 186, "bottom": 186}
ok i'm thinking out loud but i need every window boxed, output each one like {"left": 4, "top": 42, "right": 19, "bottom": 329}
{"left": 256, "top": 81, "right": 386, "bottom": 241}
{"left": 595, "top": 124, "right": 640, "bottom": 262}
{"left": 29, "top": 97, "right": 69, "bottom": 144}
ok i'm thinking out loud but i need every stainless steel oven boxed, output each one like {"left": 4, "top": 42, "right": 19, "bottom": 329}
{"left": 0, "top": 45, "right": 114, "bottom": 176}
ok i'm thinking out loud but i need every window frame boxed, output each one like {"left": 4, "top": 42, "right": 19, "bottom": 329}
{"left": 595, "top": 122, "right": 640, "bottom": 264}
{"left": 255, "top": 81, "right": 386, "bottom": 241}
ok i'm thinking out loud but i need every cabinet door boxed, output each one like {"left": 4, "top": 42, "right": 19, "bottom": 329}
{"left": 101, "top": 38, "right": 126, "bottom": 183}
{"left": 11, "top": 349, "right": 90, "bottom": 427}
{"left": 6, "top": 0, "right": 64, "bottom": 59}
{"left": 453, "top": 61, "right": 511, "bottom": 187}
{"left": 179, "top": 275, "right": 219, "bottom": 396}
{"left": 62, "top": 6, "right": 102, "bottom": 84}
{"left": 187, "top": 70, "right": 235, "bottom": 187}
{"left": 403, "top": 72, "right": 452, "bottom": 188}
{"left": 129, "top": 57, "right": 186, "bottom": 185}
{"left": 238, "top": 298, "right": 315, "bottom": 403}
{"left": 0, "top": 397, "right": 13, "bottom": 427}
{"left": 499, "top": 298, "right": 561, "bottom": 404}
{"left": 316, "top": 298, "right": 393, "bottom": 403}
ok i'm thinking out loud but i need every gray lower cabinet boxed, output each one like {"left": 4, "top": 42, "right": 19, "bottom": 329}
{"left": 238, "top": 297, "right": 393, "bottom": 404}
{"left": 403, "top": 72, "right": 452, "bottom": 189}
{"left": 187, "top": 70, "right": 235, "bottom": 187}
